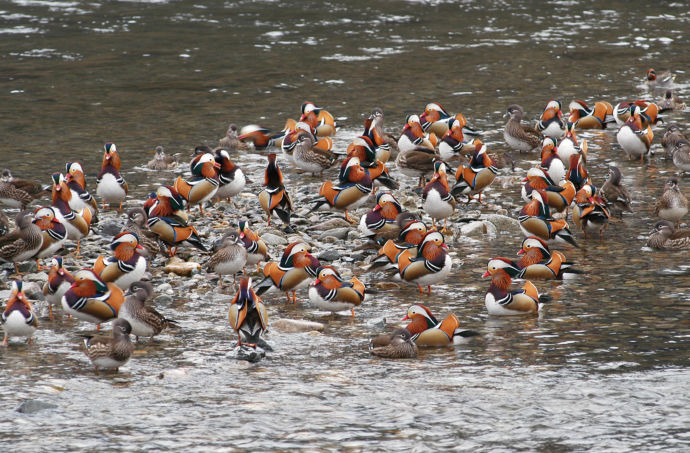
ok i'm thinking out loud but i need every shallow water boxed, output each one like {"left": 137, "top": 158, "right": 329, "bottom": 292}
{"left": 1, "top": 1, "right": 690, "bottom": 451}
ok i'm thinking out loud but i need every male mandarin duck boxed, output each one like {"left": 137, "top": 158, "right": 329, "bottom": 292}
{"left": 0, "top": 211, "right": 43, "bottom": 275}
{"left": 308, "top": 266, "right": 365, "bottom": 317}
{"left": 515, "top": 236, "right": 578, "bottom": 279}
{"left": 369, "top": 329, "right": 418, "bottom": 359}
{"left": 310, "top": 156, "right": 373, "bottom": 223}
{"left": 367, "top": 216, "right": 429, "bottom": 269}
{"left": 364, "top": 107, "right": 397, "bottom": 162}
{"left": 419, "top": 102, "right": 479, "bottom": 138}
{"left": 2, "top": 281, "right": 38, "bottom": 345}
{"left": 522, "top": 171, "right": 576, "bottom": 215}
{"left": 347, "top": 134, "right": 380, "bottom": 168}
{"left": 146, "top": 185, "right": 207, "bottom": 257}
{"left": 646, "top": 68, "right": 675, "bottom": 89}
{"left": 207, "top": 231, "right": 247, "bottom": 288}
{"left": 228, "top": 277, "right": 268, "bottom": 348}
{"left": 659, "top": 90, "right": 685, "bottom": 111}
{"left": 82, "top": 318, "right": 133, "bottom": 375}
{"left": 571, "top": 184, "right": 611, "bottom": 239}
{"left": 31, "top": 206, "right": 67, "bottom": 269}
{"left": 556, "top": 121, "right": 588, "bottom": 166}
{"left": 661, "top": 124, "right": 687, "bottom": 159}
{"left": 613, "top": 100, "right": 661, "bottom": 127}
{"left": 43, "top": 256, "right": 74, "bottom": 319}
{"left": 219, "top": 123, "right": 251, "bottom": 152}
{"left": 146, "top": 146, "right": 178, "bottom": 171}
{"left": 238, "top": 220, "right": 270, "bottom": 272}
{"left": 96, "top": 143, "right": 128, "bottom": 210}
{"left": 361, "top": 158, "right": 398, "bottom": 193}
{"left": 451, "top": 141, "right": 498, "bottom": 205}
{"left": 503, "top": 104, "right": 542, "bottom": 152}
{"left": 617, "top": 105, "right": 654, "bottom": 162}
{"left": 395, "top": 230, "right": 451, "bottom": 294}
{"left": 213, "top": 148, "right": 246, "bottom": 205}
{"left": 483, "top": 259, "right": 548, "bottom": 316}
{"left": 423, "top": 161, "right": 455, "bottom": 232}
{"left": 174, "top": 152, "right": 220, "bottom": 214}
{"left": 568, "top": 100, "right": 615, "bottom": 129}
{"left": 255, "top": 242, "right": 320, "bottom": 303}
{"left": 358, "top": 192, "right": 404, "bottom": 241}
{"left": 397, "top": 114, "right": 435, "bottom": 154}
{"left": 519, "top": 189, "right": 578, "bottom": 246}
{"left": 647, "top": 221, "right": 690, "bottom": 250}
{"left": 401, "top": 304, "right": 479, "bottom": 346}
{"left": 119, "top": 281, "right": 177, "bottom": 341}
{"left": 600, "top": 166, "right": 633, "bottom": 217}
{"left": 281, "top": 121, "right": 314, "bottom": 163}
{"left": 61, "top": 269, "right": 125, "bottom": 327}
{"left": 566, "top": 153, "right": 589, "bottom": 191}
{"left": 93, "top": 232, "right": 147, "bottom": 290}
{"left": 654, "top": 178, "right": 688, "bottom": 227}
{"left": 292, "top": 131, "right": 337, "bottom": 175}
{"left": 258, "top": 153, "right": 293, "bottom": 227}
{"left": 300, "top": 101, "right": 337, "bottom": 137}
{"left": 65, "top": 162, "right": 99, "bottom": 219}
{"left": 536, "top": 100, "right": 566, "bottom": 140}
{"left": 238, "top": 120, "right": 295, "bottom": 150}
{"left": 539, "top": 137, "right": 566, "bottom": 184}
{"left": 51, "top": 173, "right": 93, "bottom": 256}
{"left": 672, "top": 139, "right": 690, "bottom": 173}
{"left": 438, "top": 118, "right": 475, "bottom": 161}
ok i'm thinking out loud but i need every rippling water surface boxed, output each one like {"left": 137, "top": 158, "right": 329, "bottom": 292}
{"left": 1, "top": 1, "right": 690, "bottom": 451}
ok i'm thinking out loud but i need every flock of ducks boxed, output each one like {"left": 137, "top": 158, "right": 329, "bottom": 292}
{"left": 1, "top": 70, "right": 688, "bottom": 366}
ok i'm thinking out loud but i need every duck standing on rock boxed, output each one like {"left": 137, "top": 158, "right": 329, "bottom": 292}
{"left": 452, "top": 141, "right": 498, "bottom": 205}
{"left": 310, "top": 156, "right": 373, "bottom": 224}
{"left": 61, "top": 269, "right": 125, "bottom": 328}
{"left": 65, "top": 162, "right": 99, "bottom": 220}
{"left": 256, "top": 242, "right": 320, "bottom": 303}
{"left": 31, "top": 206, "right": 67, "bottom": 269}
{"left": 258, "top": 153, "right": 293, "bottom": 227}
{"left": 96, "top": 143, "right": 128, "bottom": 210}
{"left": 423, "top": 161, "right": 455, "bottom": 232}
{"left": 207, "top": 231, "right": 247, "bottom": 288}
{"left": 93, "top": 232, "right": 147, "bottom": 291}
{"left": 51, "top": 173, "right": 92, "bottom": 256}
{"left": 237, "top": 220, "right": 269, "bottom": 273}
{"left": 147, "top": 186, "right": 207, "bottom": 257}
{"left": 213, "top": 149, "right": 246, "bottom": 205}
{"left": 394, "top": 230, "right": 452, "bottom": 294}
{"left": 228, "top": 277, "right": 268, "bottom": 348}
{"left": 536, "top": 100, "right": 566, "bottom": 140}
{"left": 359, "top": 192, "right": 404, "bottom": 242}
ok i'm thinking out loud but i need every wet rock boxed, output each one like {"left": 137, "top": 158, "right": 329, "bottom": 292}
{"left": 312, "top": 218, "right": 352, "bottom": 231}
{"left": 232, "top": 345, "right": 265, "bottom": 363}
{"left": 22, "top": 282, "right": 45, "bottom": 301}
{"left": 0, "top": 290, "right": 10, "bottom": 300}
{"left": 23, "top": 272, "right": 48, "bottom": 284}
{"left": 153, "top": 295, "right": 173, "bottom": 305}
{"left": 480, "top": 213, "right": 520, "bottom": 233}
{"left": 16, "top": 261, "right": 38, "bottom": 273}
{"left": 261, "top": 232, "right": 288, "bottom": 246}
{"left": 98, "top": 219, "right": 124, "bottom": 237}
{"left": 319, "top": 236, "right": 338, "bottom": 244}
{"left": 164, "top": 257, "right": 200, "bottom": 276}
{"left": 155, "top": 283, "right": 173, "bottom": 294}
{"left": 271, "top": 318, "right": 325, "bottom": 333}
{"left": 318, "top": 250, "right": 341, "bottom": 261}
{"left": 375, "top": 282, "right": 401, "bottom": 290}
{"left": 319, "top": 227, "right": 350, "bottom": 240}
{"left": 459, "top": 220, "right": 497, "bottom": 238}
{"left": 16, "top": 399, "right": 57, "bottom": 414}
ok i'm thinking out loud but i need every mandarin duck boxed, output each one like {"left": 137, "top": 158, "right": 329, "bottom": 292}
{"left": 93, "top": 232, "right": 147, "bottom": 290}
{"left": 647, "top": 221, "right": 690, "bottom": 250}
{"left": 214, "top": 148, "right": 246, "bottom": 204}
{"left": 146, "top": 146, "right": 178, "bottom": 171}
{"left": 556, "top": 121, "right": 587, "bottom": 166}
{"left": 207, "top": 231, "right": 247, "bottom": 288}
{"left": 0, "top": 169, "right": 49, "bottom": 200}
{"left": 0, "top": 211, "right": 43, "bottom": 274}
{"left": 2, "top": 281, "right": 38, "bottom": 346}
{"left": 258, "top": 153, "right": 293, "bottom": 227}
{"left": 566, "top": 153, "right": 589, "bottom": 191}
{"left": 483, "top": 258, "right": 548, "bottom": 316}
{"left": 522, "top": 169, "right": 576, "bottom": 215}
{"left": 661, "top": 124, "right": 687, "bottom": 159}
{"left": 308, "top": 266, "right": 365, "bottom": 317}
{"left": 451, "top": 141, "right": 498, "bottom": 205}
{"left": 368, "top": 329, "right": 418, "bottom": 359}
{"left": 503, "top": 104, "right": 542, "bottom": 152}
{"left": 31, "top": 206, "right": 67, "bottom": 269}
{"left": 515, "top": 236, "right": 578, "bottom": 279}
{"left": 367, "top": 216, "right": 428, "bottom": 270}
{"left": 280, "top": 121, "right": 313, "bottom": 164}
{"left": 420, "top": 102, "right": 479, "bottom": 138}
{"left": 395, "top": 144, "right": 442, "bottom": 188}
{"left": 400, "top": 304, "right": 479, "bottom": 346}
{"left": 438, "top": 118, "right": 475, "bottom": 161}
{"left": 345, "top": 136, "right": 399, "bottom": 191}
{"left": 612, "top": 100, "right": 661, "bottom": 127}
{"left": 571, "top": 184, "right": 611, "bottom": 239}
{"left": 394, "top": 230, "right": 451, "bottom": 294}
{"left": 0, "top": 180, "right": 32, "bottom": 210}
{"left": 219, "top": 123, "right": 251, "bottom": 151}
{"left": 238, "top": 123, "right": 292, "bottom": 150}
{"left": 62, "top": 269, "right": 125, "bottom": 327}
{"left": 617, "top": 105, "right": 654, "bottom": 162}
{"left": 646, "top": 68, "right": 675, "bottom": 89}
{"left": 146, "top": 185, "right": 207, "bottom": 256}
{"left": 300, "top": 101, "right": 337, "bottom": 137}
{"left": 536, "top": 100, "right": 566, "bottom": 140}
{"left": 423, "top": 161, "right": 455, "bottom": 231}
{"left": 397, "top": 114, "right": 434, "bottom": 154}
{"left": 96, "top": 142, "right": 128, "bottom": 210}
{"left": 310, "top": 156, "right": 373, "bottom": 223}
{"left": 228, "top": 277, "right": 268, "bottom": 348}
{"left": 119, "top": 281, "right": 177, "bottom": 341}
{"left": 358, "top": 192, "right": 404, "bottom": 242}
{"left": 50, "top": 173, "right": 92, "bottom": 255}
{"left": 82, "top": 318, "right": 133, "bottom": 375}
{"left": 364, "top": 107, "right": 397, "bottom": 162}
{"left": 518, "top": 189, "right": 578, "bottom": 246}
{"left": 599, "top": 166, "right": 633, "bottom": 217}
{"left": 238, "top": 220, "right": 269, "bottom": 272}
{"left": 540, "top": 137, "right": 566, "bottom": 184}
{"left": 568, "top": 100, "right": 615, "bottom": 129}
{"left": 65, "top": 162, "right": 99, "bottom": 219}
{"left": 659, "top": 89, "right": 685, "bottom": 111}
{"left": 255, "top": 242, "right": 320, "bottom": 303}
{"left": 292, "top": 131, "right": 337, "bottom": 175}
{"left": 42, "top": 256, "right": 74, "bottom": 319}
{"left": 174, "top": 152, "right": 220, "bottom": 214}
{"left": 122, "top": 207, "right": 162, "bottom": 259}
{"left": 654, "top": 178, "right": 688, "bottom": 227}
{"left": 672, "top": 139, "right": 690, "bottom": 173}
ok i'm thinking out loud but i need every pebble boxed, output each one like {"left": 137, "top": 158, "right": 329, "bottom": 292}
{"left": 319, "top": 227, "right": 350, "bottom": 240}
{"left": 271, "top": 318, "right": 326, "bottom": 333}
{"left": 16, "top": 399, "right": 57, "bottom": 414}
{"left": 164, "top": 257, "right": 200, "bottom": 276}
{"left": 459, "top": 220, "right": 497, "bottom": 238}
{"left": 23, "top": 272, "right": 49, "bottom": 284}
{"left": 261, "top": 232, "right": 288, "bottom": 246}
{"left": 153, "top": 295, "right": 173, "bottom": 305}
{"left": 233, "top": 345, "right": 266, "bottom": 363}
{"left": 23, "top": 282, "right": 45, "bottom": 301}
{"left": 480, "top": 213, "right": 521, "bottom": 233}
{"left": 318, "top": 250, "right": 341, "bottom": 261}
{"left": 312, "top": 218, "right": 351, "bottom": 231}
{"left": 155, "top": 283, "right": 174, "bottom": 294}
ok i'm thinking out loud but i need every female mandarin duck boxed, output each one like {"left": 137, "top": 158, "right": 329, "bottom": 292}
{"left": 0, "top": 178, "right": 32, "bottom": 210}
{"left": 308, "top": 266, "right": 365, "bottom": 317}
{"left": 672, "top": 139, "right": 690, "bottom": 173}
{"left": 515, "top": 236, "right": 578, "bottom": 279}
{"left": 540, "top": 137, "right": 566, "bottom": 184}
{"left": 654, "top": 178, "right": 688, "bottom": 227}
{"left": 536, "top": 100, "right": 566, "bottom": 140}
{"left": 51, "top": 173, "right": 92, "bottom": 256}
{"left": 568, "top": 100, "right": 615, "bottom": 129}
{"left": 0, "top": 211, "right": 43, "bottom": 275}
{"left": 556, "top": 121, "right": 587, "bottom": 166}
{"left": 119, "top": 281, "right": 177, "bottom": 341}
{"left": 258, "top": 153, "right": 293, "bottom": 227}
{"left": 146, "top": 185, "right": 207, "bottom": 257}
{"left": 647, "top": 221, "right": 690, "bottom": 250}
{"left": 401, "top": 304, "right": 479, "bottom": 346}
{"left": 368, "top": 216, "right": 428, "bottom": 269}
{"left": 419, "top": 102, "right": 479, "bottom": 138}
{"left": 364, "top": 107, "right": 397, "bottom": 162}
{"left": 503, "top": 104, "right": 542, "bottom": 152}
{"left": 219, "top": 123, "right": 251, "bottom": 152}
{"left": 617, "top": 105, "right": 653, "bottom": 162}
{"left": 358, "top": 192, "right": 404, "bottom": 242}
{"left": 96, "top": 143, "right": 128, "bottom": 210}
{"left": 395, "top": 230, "right": 452, "bottom": 294}
{"left": 483, "top": 258, "right": 548, "bottom": 316}
{"left": 661, "top": 124, "right": 686, "bottom": 159}
{"left": 61, "top": 269, "right": 125, "bottom": 327}
{"left": 310, "top": 156, "right": 373, "bottom": 224}
{"left": 659, "top": 90, "right": 685, "bottom": 111}
{"left": 31, "top": 206, "right": 67, "bottom": 269}
{"left": 397, "top": 114, "right": 435, "bottom": 154}
{"left": 229, "top": 277, "right": 268, "bottom": 348}
{"left": 292, "top": 131, "right": 337, "bottom": 176}
{"left": 299, "top": 101, "right": 337, "bottom": 137}
{"left": 255, "top": 242, "right": 321, "bottom": 303}
{"left": 146, "top": 146, "right": 178, "bottom": 171}
{"left": 174, "top": 152, "right": 220, "bottom": 214}
{"left": 238, "top": 220, "right": 269, "bottom": 273}
{"left": 0, "top": 169, "right": 48, "bottom": 201}
{"left": 519, "top": 189, "right": 578, "bottom": 246}
{"left": 451, "top": 141, "right": 498, "bottom": 205}
{"left": 423, "top": 161, "right": 455, "bottom": 232}
{"left": 2, "top": 281, "right": 38, "bottom": 345}
{"left": 395, "top": 142, "right": 442, "bottom": 188}
{"left": 369, "top": 329, "right": 418, "bottom": 359}
{"left": 43, "top": 256, "right": 74, "bottom": 319}
{"left": 571, "top": 184, "right": 611, "bottom": 239}
{"left": 213, "top": 148, "right": 246, "bottom": 205}
{"left": 281, "top": 122, "right": 315, "bottom": 164}
{"left": 93, "top": 232, "right": 147, "bottom": 290}
{"left": 65, "top": 162, "right": 99, "bottom": 219}
{"left": 600, "top": 166, "right": 633, "bottom": 217}
{"left": 438, "top": 118, "right": 475, "bottom": 161}
{"left": 207, "top": 231, "right": 247, "bottom": 288}
{"left": 82, "top": 318, "right": 133, "bottom": 375}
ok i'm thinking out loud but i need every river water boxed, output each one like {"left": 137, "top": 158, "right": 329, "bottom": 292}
{"left": 1, "top": 1, "right": 689, "bottom": 451}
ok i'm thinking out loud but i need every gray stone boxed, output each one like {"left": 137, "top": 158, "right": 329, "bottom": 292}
{"left": 480, "top": 214, "right": 520, "bottom": 233}
{"left": 318, "top": 250, "right": 341, "bottom": 261}
{"left": 319, "top": 227, "right": 350, "bottom": 240}
{"left": 98, "top": 219, "right": 123, "bottom": 237}
{"left": 460, "top": 220, "right": 497, "bottom": 238}
{"left": 261, "top": 232, "right": 288, "bottom": 246}
{"left": 153, "top": 295, "right": 173, "bottom": 305}
{"left": 22, "top": 282, "right": 45, "bottom": 301}
{"left": 232, "top": 345, "right": 265, "bottom": 363}
{"left": 23, "top": 272, "right": 49, "bottom": 284}
{"left": 271, "top": 318, "right": 325, "bottom": 332}
{"left": 155, "top": 283, "right": 173, "bottom": 294}
{"left": 17, "top": 261, "right": 38, "bottom": 273}
{"left": 16, "top": 399, "right": 57, "bottom": 414}
{"left": 312, "top": 218, "right": 352, "bottom": 231}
